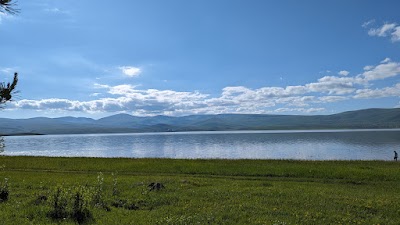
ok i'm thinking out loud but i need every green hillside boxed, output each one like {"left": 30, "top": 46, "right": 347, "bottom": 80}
{"left": 1, "top": 108, "right": 400, "bottom": 135}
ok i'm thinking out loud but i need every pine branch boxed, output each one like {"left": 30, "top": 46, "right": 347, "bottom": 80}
{"left": 0, "top": 0, "right": 19, "bottom": 15}
{"left": 0, "top": 72, "right": 18, "bottom": 105}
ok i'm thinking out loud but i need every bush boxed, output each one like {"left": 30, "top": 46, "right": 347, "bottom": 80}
{"left": 92, "top": 172, "right": 104, "bottom": 206}
{"left": 48, "top": 187, "right": 68, "bottom": 220}
{"left": 72, "top": 189, "right": 93, "bottom": 224}
{"left": 0, "top": 178, "right": 9, "bottom": 202}
{"left": 48, "top": 186, "right": 93, "bottom": 224}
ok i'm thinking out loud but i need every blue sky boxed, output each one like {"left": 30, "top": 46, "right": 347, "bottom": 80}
{"left": 0, "top": 0, "right": 399, "bottom": 119}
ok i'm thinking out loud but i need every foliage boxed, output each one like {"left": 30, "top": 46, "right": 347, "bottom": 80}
{"left": 0, "top": 73, "right": 18, "bottom": 107}
{"left": 71, "top": 187, "right": 93, "bottom": 224}
{"left": 0, "top": 0, "right": 19, "bottom": 110}
{"left": 0, "top": 0, "right": 19, "bottom": 15}
{"left": 111, "top": 172, "right": 118, "bottom": 196}
{"left": 48, "top": 186, "right": 93, "bottom": 224}
{"left": 48, "top": 186, "right": 69, "bottom": 220}
{"left": 0, "top": 177, "right": 9, "bottom": 202}
{"left": 92, "top": 172, "right": 104, "bottom": 207}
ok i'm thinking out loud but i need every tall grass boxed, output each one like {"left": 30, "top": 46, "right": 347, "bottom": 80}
{"left": 1, "top": 156, "right": 400, "bottom": 224}
{"left": 1, "top": 156, "right": 399, "bottom": 181}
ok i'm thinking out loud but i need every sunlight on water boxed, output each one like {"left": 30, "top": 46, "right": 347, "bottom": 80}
{"left": 1, "top": 129, "right": 400, "bottom": 160}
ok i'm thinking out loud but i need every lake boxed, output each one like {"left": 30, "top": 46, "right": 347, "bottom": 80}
{"left": 1, "top": 129, "right": 400, "bottom": 160}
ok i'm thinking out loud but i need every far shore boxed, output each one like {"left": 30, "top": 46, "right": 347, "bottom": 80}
{"left": 0, "top": 133, "right": 44, "bottom": 136}
{"left": 1, "top": 127, "right": 400, "bottom": 137}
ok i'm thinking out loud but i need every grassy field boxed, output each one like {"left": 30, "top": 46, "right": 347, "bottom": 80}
{"left": 0, "top": 156, "right": 400, "bottom": 224}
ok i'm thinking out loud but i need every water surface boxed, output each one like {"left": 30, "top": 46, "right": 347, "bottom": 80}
{"left": 1, "top": 129, "right": 400, "bottom": 160}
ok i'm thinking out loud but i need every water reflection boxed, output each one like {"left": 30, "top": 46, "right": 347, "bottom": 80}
{"left": 0, "top": 136, "right": 4, "bottom": 153}
{"left": 1, "top": 130, "right": 400, "bottom": 160}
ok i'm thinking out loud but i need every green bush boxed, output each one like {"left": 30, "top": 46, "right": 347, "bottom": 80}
{"left": 0, "top": 178, "right": 9, "bottom": 202}
{"left": 72, "top": 188, "right": 93, "bottom": 224}
{"left": 92, "top": 172, "right": 104, "bottom": 207}
{"left": 48, "top": 186, "right": 93, "bottom": 224}
{"left": 48, "top": 186, "right": 68, "bottom": 220}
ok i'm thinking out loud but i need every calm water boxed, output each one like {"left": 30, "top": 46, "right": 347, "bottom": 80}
{"left": 1, "top": 129, "right": 400, "bottom": 160}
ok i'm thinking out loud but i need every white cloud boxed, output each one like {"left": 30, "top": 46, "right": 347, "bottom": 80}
{"left": 12, "top": 99, "right": 81, "bottom": 111}
{"left": 362, "top": 60, "right": 400, "bottom": 80}
{"left": 221, "top": 86, "right": 252, "bottom": 97}
{"left": 257, "top": 86, "right": 308, "bottom": 98}
{"left": 354, "top": 83, "right": 400, "bottom": 99}
{"left": 338, "top": 70, "right": 350, "bottom": 76}
{"left": 318, "top": 96, "right": 348, "bottom": 103}
{"left": 392, "top": 27, "right": 400, "bottom": 42}
{"left": 368, "top": 23, "right": 397, "bottom": 37}
{"left": 362, "top": 19, "right": 375, "bottom": 28}
{"left": 9, "top": 59, "right": 400, "bottom": 116}
{"left": 366, "top": 22, "right": 400, "bottom": 42}
{"left": 90, "top": 93, "right": 101, "bottom": 97}
{"left": 119, "top": 66, "right": 141, "bottom": 77}
{"left": 363, "top": 65, "right": 374, "bottom": 71}
{"left": 274, "top": 108, "right": 325, "bottom": 114}
{"left": 305, "top": 76, "right": 364, "bottom": 95}
{"left": 93, "top": 83, "right": 110, "bottom": 89}
{"left": 275, "top": 96, "right": 315, "bottom": 107}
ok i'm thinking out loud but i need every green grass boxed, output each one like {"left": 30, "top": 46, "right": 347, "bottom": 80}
{"left": 1, "top": 156, "right": 400, "bottom": 224}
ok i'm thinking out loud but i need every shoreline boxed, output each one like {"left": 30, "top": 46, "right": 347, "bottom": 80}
{"left": 0, "top": 154, "right": 394, "bottom": 161}
{"left": 2, "top": 127, "right": 400, "bottom": 137}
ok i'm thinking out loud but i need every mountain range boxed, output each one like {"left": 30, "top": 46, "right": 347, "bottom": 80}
{"left": 1, "top": 108, "right": 400, "bottom": 135}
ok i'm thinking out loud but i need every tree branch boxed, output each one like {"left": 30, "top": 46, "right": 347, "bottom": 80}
{"left": 0, "top": 0, "right": 19, "bottom": 15}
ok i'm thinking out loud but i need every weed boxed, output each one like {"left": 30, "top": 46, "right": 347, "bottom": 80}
{"left": 90, "top": 172, "right": 110, "bottom": 211}
{"left": 112, "top": 172, "right": 119, "bottom": 196}
{"left": 148, "top": 182, "right": 165, "bottom": 191}
{"left": 48, "top": 186, "right": 94, "bottom": 224}
{"left": 72, "top": 187, "right": 93, "bottom": 224}
{"left": 34, "top": 194, "right": 48, "bottom": 205}
{"left": 92, "top": 172, "right": 104, "bottom": 206}
{"left": 111, "top": 198, "right": 139, "bottom": 210}
{"left": 0, "top": 178, "right": 9, "bottom": 202}
{"left": 48, "top": 186, "right": 69, "bottom": 220}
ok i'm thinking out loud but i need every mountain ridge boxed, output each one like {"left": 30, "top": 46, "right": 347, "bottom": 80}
{"left": 1, "top": 108, "right": 400, "bottom": 135}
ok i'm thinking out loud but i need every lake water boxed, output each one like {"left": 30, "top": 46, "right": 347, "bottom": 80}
{"left": 1, "top": 129, "right": 400, "bottom": 160}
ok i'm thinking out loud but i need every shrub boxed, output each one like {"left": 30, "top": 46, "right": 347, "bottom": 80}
{"left": 48, "top": 186, "right": 94, "bottom": 224}
{"left": 0, "top": 178, "right": 9, "bottom": 202}
{"left": 34, "top": 194, "right": 48, "bottom": 205}
{"left": 92, "top": 172, "right": 104, "bottom": 207}
{"left": 112, "top": 172, "right": 119, "bottom": 196}
{"left": 48, "top": 187, "right": 68, "bottom": 220}
{"left": 72, "top": 188, "right": 93, "bottom": 224}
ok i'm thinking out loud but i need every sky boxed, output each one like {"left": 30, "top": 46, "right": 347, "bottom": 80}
{"left": 0, "top": 0, "right": 400, "bottom": 119}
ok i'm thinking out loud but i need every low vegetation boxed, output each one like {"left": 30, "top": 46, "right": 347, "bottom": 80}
{"left": 0, "top": 156, "right": 400, "bottom": 224}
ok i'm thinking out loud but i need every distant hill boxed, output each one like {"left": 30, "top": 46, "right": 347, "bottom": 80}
{"left": 0, "top": 108, "right": 400, "bottom": 135}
